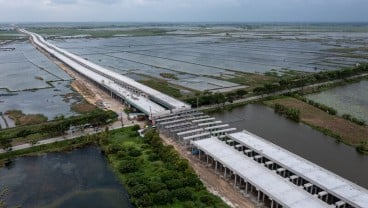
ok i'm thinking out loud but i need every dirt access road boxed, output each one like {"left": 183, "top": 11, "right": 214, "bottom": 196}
{"left": 30, "top": 38, "right": 136, "bottom": 125}
{"left": 30, "top": 37, "right": 255, "bottom": 207}
{"left": 160, "top": 133, "right": 257, "bottom": 208}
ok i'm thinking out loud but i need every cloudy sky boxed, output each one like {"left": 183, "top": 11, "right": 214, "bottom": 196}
{"left": 0, "top": 0, "right": 367, "bottom": 22}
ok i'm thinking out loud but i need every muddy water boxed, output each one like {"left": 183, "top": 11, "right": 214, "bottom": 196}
{"left": 0, "top": 147, "right": 132, "bottom": 208}
{"left": 211, "top": 104, "right": 368, "bottom": 189}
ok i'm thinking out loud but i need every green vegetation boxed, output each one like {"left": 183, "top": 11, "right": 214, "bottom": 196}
{"left": 274, "top": 103, "right": 300, "bottom": 122}
{"left": 253, "top": 63, "right": 368, "bottom": 94}
{"left": 28, "top": 28, "right": 170, "bottom": 38}
{"left": 0, "top": 29, "right": 24, "bottom": 40}
{"left": 185, "top": 89, "right": 247, "bottom": 108}
{"left": 0, "top": 109, "right": 117, "bottom": 148}
{"left": 186, "top": 91, "right": 225, "bottom": 108}
{"left": 160, "top": 73, "right": 178, "bottom": 80}
{"left": 292, "top": 93, "right": 366, "bottom": 125}
{"left": 0, "top": 134, "right": 101, "bottom": 162}
{"left": 342, "top": 114, "right": 366, "bottom": 126}
{"left": 141, "top": 79, "right": 182, "bottom": 98}
{"left": 308, "top": 124, "right": 343, "bottom": 143}
{"left": 356, "top": 141, "right": 368, "bottom": 154}
{"left": 5, "top": 110, "right": 48, "bottom": 126}
{"left": 226, "top": 72, "right": 277, "bottom": 91}
{"left": 291, "top": 94, "right": 337, "bottom": 115}
{"left": 102, "top": 127, "right": 228, "bottom": 207}
{"left": 71, "top": 102, "right": 97, "bottom": 114}
{"left": 264, "top": 97, "right": 368, "bottom": 152}
{"left": 0, "top": 125, "right": 228, "bottom": 207}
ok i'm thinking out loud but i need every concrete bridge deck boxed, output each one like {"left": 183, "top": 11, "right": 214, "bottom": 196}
{"left": 228, "top": 131, "right": 368, "bottom": 208}
{"left": 20, "top": 29, "right": 190, "bottom": 117}
{"left": 193, "top": 138, "right": 329, "bottom": 208}
{"left": 156, "top": 110, "right": 368, "bottom": 208}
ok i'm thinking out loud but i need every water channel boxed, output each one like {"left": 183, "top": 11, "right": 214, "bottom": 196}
{"left": 0, "top": 147, "right": 133, "bottom": 208}
{"left": 211, "top": 104, "right": 368, "bottom": 189}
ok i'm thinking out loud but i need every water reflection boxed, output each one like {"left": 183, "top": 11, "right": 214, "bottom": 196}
{"left": 0, "top": 147, "right": 132, "bottom": 208}
{"left": 212, "top": 104, "right": 368, "bottom": 189}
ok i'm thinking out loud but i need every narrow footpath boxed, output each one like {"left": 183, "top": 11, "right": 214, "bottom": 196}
{"left": 0, "top": 121, "right": 134, "bottom": 154}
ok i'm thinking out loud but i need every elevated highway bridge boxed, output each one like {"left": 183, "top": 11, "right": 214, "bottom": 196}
{"left": 20, "top": 29, "right": 368, "bottom": 208}
{"left": 156, "top": 110, "right": 368, "bottom": 208}
{"left": 19, "top": 29, "right": 190, "bottom": 118}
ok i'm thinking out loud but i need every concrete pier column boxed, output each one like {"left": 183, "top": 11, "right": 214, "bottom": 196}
{"left": 298, "top": 177, "right": 303, "bottom": 186}
{"left": 304, "top": 183, "right": 313, "bottom": 193}
{"left": 276, "top": 168, "right": 286, "bottom": 177}
{"left": 234, "top": 174, "right": 237, "bottom": 187}
{"left": 245, "top": 181, "right": 248, "bottom": 194}
{"left": 265, "top": 161, "right": 274, "bottom": 169}
{"left": 271, "top": 199, "right": 274, "bottom": 208}
{"left": 215, "top": 161, "right": 218, "bottom": 173}
{"left": 335, "top": 201, "right": 346, "bottom": 208}
{"left": 318, "top": 191, "right": 328, "bottom": 202}
{"left": 257, "top": 189, "right": 260, "bottom": 203}
{"left": 206, "top": 154, "right": 209, "bottom": 164}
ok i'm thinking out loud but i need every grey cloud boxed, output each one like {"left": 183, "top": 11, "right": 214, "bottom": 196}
{"left": 50, "top": 0, "right": 121, "bottom": 4}
{"left": 0, "top": 0, "right": 367, "bottom": 22}
{"left": 83, "top": 0, "right": 121, "bottom": 4}
{"left": 50, "top": 0, "right": 78, "bottom": 4}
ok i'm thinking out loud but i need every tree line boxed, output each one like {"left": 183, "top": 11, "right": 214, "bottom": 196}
{"left": 185, "top": 89, "right": 248, "bottom": 108}
{"left": 254, "top": 63, "right": 368, "bottom": 95}
{"left": 0, "top": 109, "right": 117, "bottom": 149}
{"left": 102, "top": 127, "right": 227, "bottom": 207}
{"left": 274, "top": 103, "right": 300, "bottom": 122}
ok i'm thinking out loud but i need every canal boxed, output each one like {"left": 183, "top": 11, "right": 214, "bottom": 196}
{"left": 0, "top": 147, "right": 133, "bottom": 208}
{"left": 212, "top": 104, "right": 368, "bottom": 189}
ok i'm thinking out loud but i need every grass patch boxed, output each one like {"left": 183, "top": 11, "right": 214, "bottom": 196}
{"left": 140, "top": 79, "right": 182, "bottom": 98}
{"left": 0, "top": 134, "right": 100, "bottom": 163}
{"left": 28, "top": 28, "right": 170, "bottom": 38}
{"left": 0, "top": 109, "right": 117, "bottom": 148}
{"left": 160, "top": 73, "right": 178, "bottom": 80}
{"left": 0, "top": 30, "right": 24, "bottom": 40}
{"left": 101, "top": 127, "right": 228, "bottom": 207}
{"left": 264, "top": 97, "right": 368, "bottom": 149}
{"left": 71, "top": 102, "right": 97, "bottom": 114}
{"left": 5, "top": 110, "right": 48, "bottom": 126}
{"left": 226, "top": 72, "right": 277, "bottom": 91}
{"left": 273, "top": 103, "right": 300, "bottom": 122}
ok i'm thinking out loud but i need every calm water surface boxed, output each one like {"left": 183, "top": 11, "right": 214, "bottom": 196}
{"left": 0, "top": 81, "right": 82, "bottom": 120}
{"left": 306, "top": 80, "right": 368, "bottom": 123}
{"left": 212, "top": 104, "right": 368, "bottom": 189}
{"left": 0, "top": 147, "right": 132, "bottom": 208}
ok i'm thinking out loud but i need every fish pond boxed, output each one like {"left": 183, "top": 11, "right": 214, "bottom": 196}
{"left": 0, "top": 146, "right": 132, "bottom": 208}
{"left": 306, "top": 80, "right": 368, "bottom": 123}
{"left": 46, "top": 26, "right": 368, "bottom": 92}
{"left": 0, "top": 81, "right": 83, "bottom": 121}
{"left": 0, "top": 40, "right": 84, "bottom": 122}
